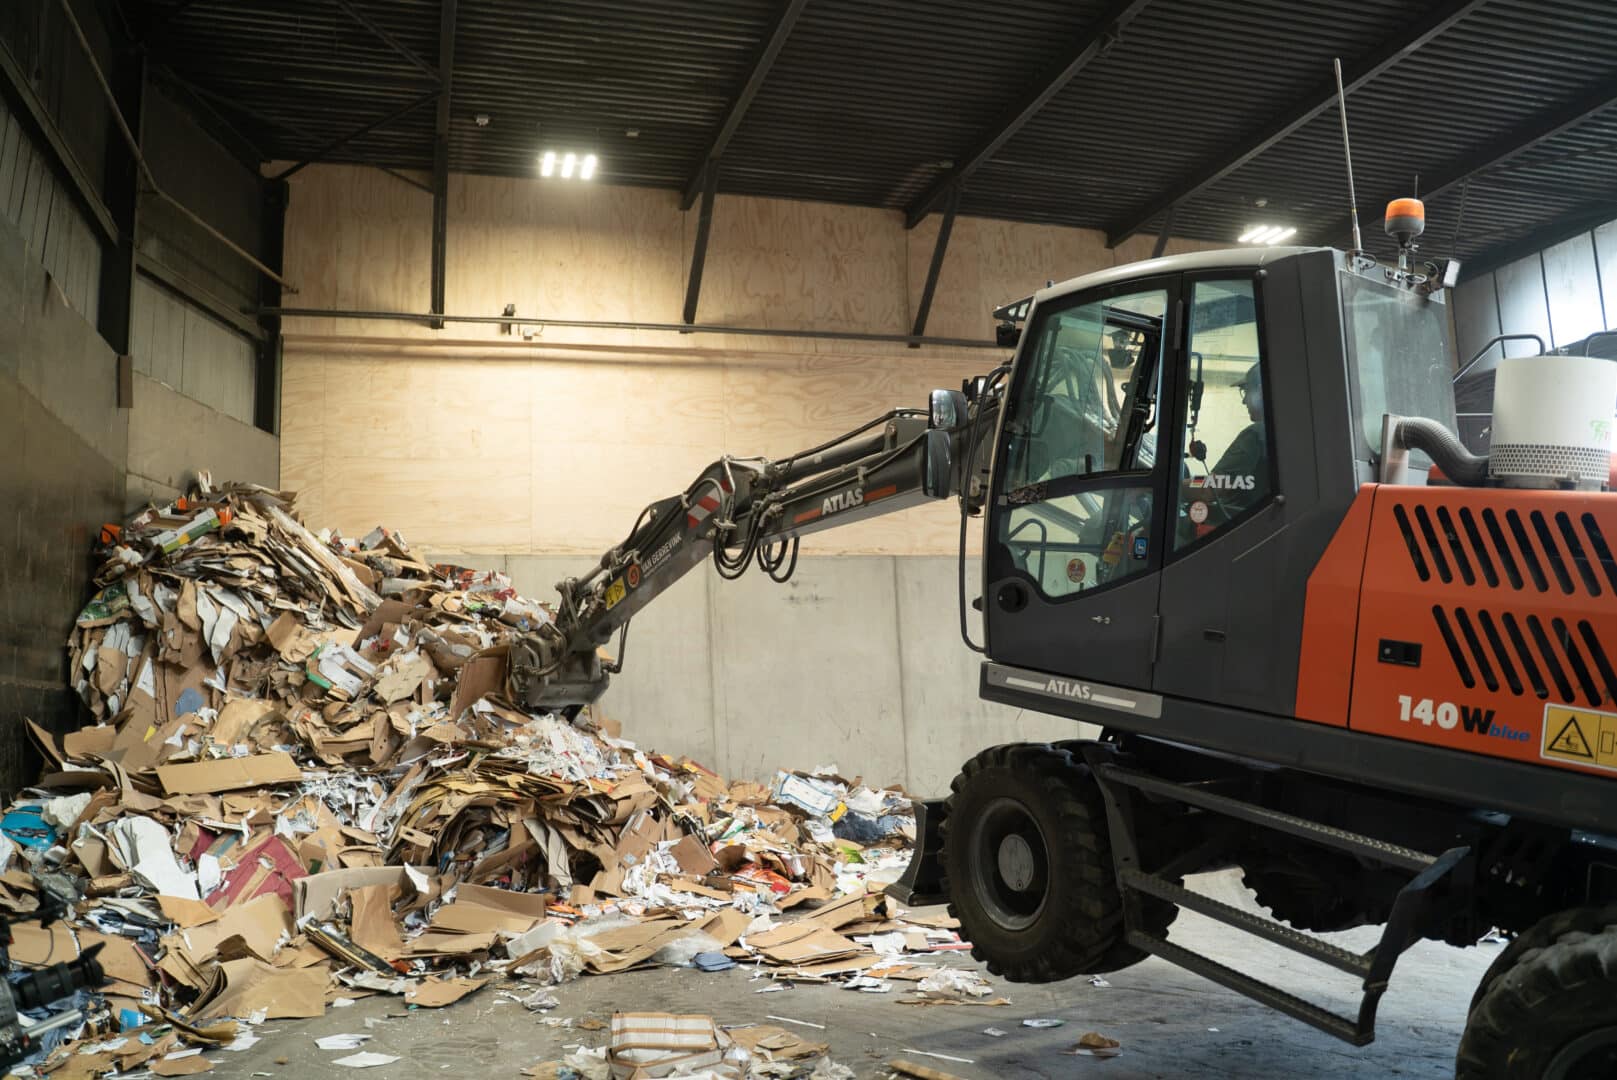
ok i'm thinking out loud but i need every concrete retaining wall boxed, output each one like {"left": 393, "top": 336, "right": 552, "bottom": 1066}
{"left": 430, "top": 552, "right": 1095, "bottom": 793}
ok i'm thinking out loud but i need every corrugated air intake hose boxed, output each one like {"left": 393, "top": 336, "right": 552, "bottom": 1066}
{"left": 1394, "top": 417, "right": 1490, "bottom": 487}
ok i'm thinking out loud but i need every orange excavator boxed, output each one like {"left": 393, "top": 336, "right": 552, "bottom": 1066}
{"left": 512, "top": 198, "right": 1617, "bottom": 1077}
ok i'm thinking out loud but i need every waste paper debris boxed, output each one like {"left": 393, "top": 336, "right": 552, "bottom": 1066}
{"left": 0, "top": 477, "right": 986, "bottom": 1078}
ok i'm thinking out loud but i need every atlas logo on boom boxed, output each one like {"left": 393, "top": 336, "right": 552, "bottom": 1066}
{"left": 822, "top": 487, "right": 864, "bottom": 516}
{"left": 1396, "top": 695, "right": 1529, "bottom": 742}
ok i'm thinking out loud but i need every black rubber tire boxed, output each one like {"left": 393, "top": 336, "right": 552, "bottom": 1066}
{"left": 940, "top": 742, "right": 1167, "bottom": 982}
{"left": 1467, "top": 904, "right": 1617, "bottom": 1013}
{"left": 1456, "top": 917, "right": 1617, "bottom": 1079}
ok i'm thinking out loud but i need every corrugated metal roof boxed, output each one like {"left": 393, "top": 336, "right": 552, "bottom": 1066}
{"left": 125, "top": 0, "right": 1617, "bottom": 267}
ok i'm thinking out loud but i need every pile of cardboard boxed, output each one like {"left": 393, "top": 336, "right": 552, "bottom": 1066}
{"left": 1, "top": 478, "right": 933, "bottom": 1077}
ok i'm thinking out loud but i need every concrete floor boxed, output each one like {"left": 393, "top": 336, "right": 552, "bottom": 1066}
{"left": 199, "top": 873, "right": 1496, "bottom": 1079}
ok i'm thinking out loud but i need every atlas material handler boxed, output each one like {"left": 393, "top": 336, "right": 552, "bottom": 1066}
{"left": 510, "top": 208, "right": 1617, "bottom": 1078}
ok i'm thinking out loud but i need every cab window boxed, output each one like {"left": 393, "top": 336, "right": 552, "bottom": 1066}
{"left": 1001, "top": 289, "right": 1167, "bottom": 491}
{"left": 999, "top": 286, "right": 1167, "bottom": 597}
{"left": 1174, "top": 279, "right": 1271, "bottom": 549}
{"left": 1003, "top": 487, "right": 1154, "bottom": 598}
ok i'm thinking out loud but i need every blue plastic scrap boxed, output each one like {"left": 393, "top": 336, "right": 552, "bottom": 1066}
{"left": 174, "top": 686, "right": 206, "bottom": 717}
{"left": 692, "top": 952, "right": 737, "bottom": 972}
{"left": 0, "top": 806, "right": 56, "bottom": 849}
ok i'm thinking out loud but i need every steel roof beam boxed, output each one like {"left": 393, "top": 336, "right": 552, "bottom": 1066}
{"left": 679, "top": 0, "right": 810, "bottom": 210}
{"left": 910, "top": 185, "right": 961, "bottom": 342}
{"left": 330, "top": 0, "right": 441, "bottom": 82}
{"left": 1103, "top": 0, "right": 1490, "bottom": 248}
{"left": 683, "top": 162, "right": 720, "bottom": 324}
{"left": 902, "top": 0, "right": 1153, "bottom": 230}
{"left": 1323, "top": 69, "right": 1617, "bottom": 247}
{"left": 270, "top": 89, "right": 440, "bottom": 180}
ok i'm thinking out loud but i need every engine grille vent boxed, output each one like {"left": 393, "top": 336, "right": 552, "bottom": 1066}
{"left": 1392, "top": 501, "right": 1617, "bottom": 598}
{"left": 1431, "top": 606, "right": 1616, "bottom": 708}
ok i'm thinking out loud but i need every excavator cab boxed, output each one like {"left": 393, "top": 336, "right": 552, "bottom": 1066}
{"left": 981, "top": 247, "right": 1459, "bottom": 710}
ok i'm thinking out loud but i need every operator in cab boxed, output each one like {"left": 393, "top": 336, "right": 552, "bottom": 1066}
{"left": 1182, "top": 362, "right": 1268, "bottom": 541}
{"left": 1211, "top": 363, "right": 1266, "bottom": 502}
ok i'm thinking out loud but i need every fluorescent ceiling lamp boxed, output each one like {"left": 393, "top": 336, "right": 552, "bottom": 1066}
{"left": 540, "top": 151, "right": 555, "bottom": 177}
{"left": 561, "top": 152, "right": 577, "bottom": 179}
{"left": 1265, "top": 226, "right": 1297, "bottom": 245}
{"left": 1237, "top": 225, "right": 1268, "bottom": 243}
{"left": 580, "top": 154, "right": 598, "bottom": 180}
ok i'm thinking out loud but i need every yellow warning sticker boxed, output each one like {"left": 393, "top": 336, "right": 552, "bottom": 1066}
{"left": 1541, "top": 704, "right": 1617, "bottom": 772}
{"left": 604, "top": 577, "right": 627, "bottom": 610}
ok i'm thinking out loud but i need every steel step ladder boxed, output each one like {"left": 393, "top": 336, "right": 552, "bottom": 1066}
{"left": 1087, "top": 759, "right": 1472, "bottom": 1046}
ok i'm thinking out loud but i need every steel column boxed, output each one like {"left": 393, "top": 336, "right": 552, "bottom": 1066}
{"left": 96, "top": 47, "right": 145, "bottom": 358}
{"left": 903, "top": 0, "right": 1153, "bottom": 228}
{"left": 683, "top": 162, "right": 720, "bottom": 325}
{"left": 910, "top": 185, "right": 961, "bottom": 344}
{"left": 430, "top": 0, "right": 458, "bottom": 329}
{"left": 679, "top": 0, "right": 809, "bottom": 210}
{"left": 256, "top": 178, "right": 288, "bottom": 434}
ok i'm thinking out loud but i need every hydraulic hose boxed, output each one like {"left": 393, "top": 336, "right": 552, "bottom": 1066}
{"left": 1394, "top": 417, "right": 1490, "bottom": 487}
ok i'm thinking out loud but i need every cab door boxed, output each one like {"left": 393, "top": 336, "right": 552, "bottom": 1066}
{"left": 1152, "top": 273, "right": 1281, "bottom": 705}
{"left": 984, "top": 276, "right": 1178, "bottom": 690}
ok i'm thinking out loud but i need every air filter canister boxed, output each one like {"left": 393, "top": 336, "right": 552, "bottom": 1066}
{"left": 1489, "top": 354, "right": 1617, "bottom": 489}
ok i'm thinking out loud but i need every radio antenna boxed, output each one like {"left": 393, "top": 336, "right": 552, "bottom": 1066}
{"left": 1332, "top": 58, "right": 1362, "bottom": 253}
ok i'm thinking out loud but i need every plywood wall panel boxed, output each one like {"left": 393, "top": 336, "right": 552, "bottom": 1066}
{"left": 322, "top": 452, "right": 530, "bottom": 552}
{"left": 531, "top": 354, "right": 727, "bottom": 452}
{"left": 281, "top": 165, "right": 1215, "bottom": 555}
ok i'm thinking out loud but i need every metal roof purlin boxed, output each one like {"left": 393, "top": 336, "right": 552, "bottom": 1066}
{"left": 902, "top": 0, "right": 1154, "bottom": 229}
{"left": 1104, "top": 0, "right": 1491, "bottom": 248}
{"left": 1321, "top": 69, "right": 1617, "bottom": 248}
{"left": 679, "top": 0, "right": 811, "bottom": 210}
{"left": 330, "top": 0, "right": 442, "bottom": 82}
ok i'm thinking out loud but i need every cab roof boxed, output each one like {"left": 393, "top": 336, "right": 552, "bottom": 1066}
{"left": 1035, "top": 246, "right": 1332, "bottom": 307}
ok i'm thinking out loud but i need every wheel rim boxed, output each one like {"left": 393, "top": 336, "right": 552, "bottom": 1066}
{"left": 1545, "top": 1024, "right": 1617, "bottom": 1080}
{"left": 967, "top": 796, "right": 1050, "bottom": 931}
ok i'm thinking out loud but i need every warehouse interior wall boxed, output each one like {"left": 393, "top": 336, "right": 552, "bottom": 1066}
{"left": 277, "top": 165, "right": 1213, "bottom": 785}
{"left": 0, "top": 205, "right": 125, "bottom": 781}
{"left": 0, "top": 4, "right": 280, "bottom": 789}
{"left": 124, "top": 82, "right": 278, "bottom": 509}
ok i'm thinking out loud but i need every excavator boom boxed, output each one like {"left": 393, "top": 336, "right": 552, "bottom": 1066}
{"left": 510, "top": 388, "right": 1000, "bottom": 710}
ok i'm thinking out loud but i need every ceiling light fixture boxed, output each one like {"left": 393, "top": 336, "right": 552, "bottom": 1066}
{"left": 539, "top": 150, "right": 600, "bottom": 181}
{"left": 1239, "top": 224, "right": 1295, "bottom": 244}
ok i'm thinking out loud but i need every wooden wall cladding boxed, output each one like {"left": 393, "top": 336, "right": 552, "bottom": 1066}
{"left": 279, "top": 165, "right": 1219, "bottom": 555}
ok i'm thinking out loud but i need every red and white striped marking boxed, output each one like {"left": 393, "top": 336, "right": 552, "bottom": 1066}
{"left": 687, "top": 481, "right": 732, "bottom": 530}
